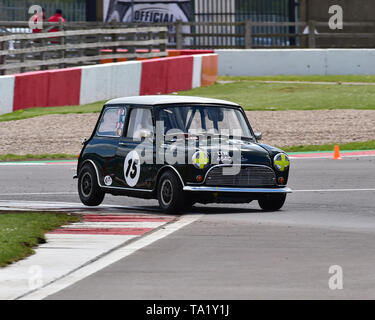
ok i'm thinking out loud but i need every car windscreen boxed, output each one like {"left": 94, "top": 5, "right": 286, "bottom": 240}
{"left": 156, "top": 105, "right": 253, "bottom": 138}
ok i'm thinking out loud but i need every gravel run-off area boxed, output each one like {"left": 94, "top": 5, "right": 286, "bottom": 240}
{"left": 0, "top": 110, "right": 374, "bottom": 155}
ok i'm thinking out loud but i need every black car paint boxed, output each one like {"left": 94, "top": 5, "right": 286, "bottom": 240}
{"left": 77, "top": 103, "right": 290, "bottom": 200}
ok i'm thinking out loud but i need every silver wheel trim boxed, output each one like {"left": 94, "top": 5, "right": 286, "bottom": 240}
{"left": 160, "top": 179, "right": 173, "bottom": 206}
{"left": 81, "top": 172, "right": 93, "bottom": 198}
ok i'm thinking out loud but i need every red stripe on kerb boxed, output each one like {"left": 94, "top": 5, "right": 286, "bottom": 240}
{"left": 83, "top": 215, "right": 173, "bottom": 222}
{"left": 49, "top": 227, "right": 153, "bottom": 235}
{"left": 341, "top": 150, "right": 375, "bottom": 156}
{"left": 83, "top": 218, "right": 170, "bottom": 222}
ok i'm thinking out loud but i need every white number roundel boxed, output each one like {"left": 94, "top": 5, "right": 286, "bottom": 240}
{"left": 124, "top": 150, "right": 140, "bottom": 187}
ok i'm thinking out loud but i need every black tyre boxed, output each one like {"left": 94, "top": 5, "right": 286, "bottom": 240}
{"left": 258, "top": 193, "right": 286, "bottom": 211}
{"left": 157, "top": 171, "right": 184, "bottom": 214}
{"left": 78, "top": 164, "right": 105, "bottom": 206}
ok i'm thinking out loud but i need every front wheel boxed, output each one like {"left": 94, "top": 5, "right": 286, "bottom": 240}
{"left": 258, "top": 193, "right": 286, "bottom": 211}
{"left": 157, "top": 171, "right": 184, "bottom": 214}
{"left": 78, "top": 164, "right": 105, "bottom": 206}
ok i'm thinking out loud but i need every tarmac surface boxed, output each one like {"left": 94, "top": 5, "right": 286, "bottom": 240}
{"left": 0, "top": 156, "right": 375, "bottom": 299}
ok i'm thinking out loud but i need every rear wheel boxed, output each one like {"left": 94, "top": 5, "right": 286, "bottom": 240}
{"left": 78, "top": 164, "right": 105, "bottom": 206}
{"left": 258, "top": 194, "right": 286, "bottom": 211}
{"left": 157, "top": 171, "right": 184, "bottom": 214}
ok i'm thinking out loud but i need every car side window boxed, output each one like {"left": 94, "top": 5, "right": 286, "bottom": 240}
{"left": 97, "top": 107, "right": 126, "bottom": 137}
{"left": 126, "top": 108, "right": 154, "bottom": 139}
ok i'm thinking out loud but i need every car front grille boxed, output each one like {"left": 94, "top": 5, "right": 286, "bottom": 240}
{"left": 205, "top": 165, "right": 276, "bottom": 187}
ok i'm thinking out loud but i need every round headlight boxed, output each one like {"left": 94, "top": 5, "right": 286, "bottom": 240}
{"left": 192, "top": 151, "right": 209, "bottom": 169}
{"left": 274, "top": 153, "right": 290, "bottom": 172}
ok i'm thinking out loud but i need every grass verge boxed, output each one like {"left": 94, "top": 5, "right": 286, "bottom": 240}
{"left": 178, "top": 81, "right": 375, "bottom": 110}
{"left": 0, "top": 212, "right": 80, "bottom": 267}
{"left": 0, "top": 154, "right": 77, "bottom": 162}
{"left": 280, "top": 140, "right": 375, "bottom": 153}
{"left": 218, "top": 75, "right": 375, "bottom": 83}
{"left": 0, "top": 101, "right": 104, "bottom": 122}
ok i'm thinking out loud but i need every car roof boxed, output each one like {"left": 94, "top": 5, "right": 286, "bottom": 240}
{"left": 105, "top": 95, "right": 240, "bottom": 107}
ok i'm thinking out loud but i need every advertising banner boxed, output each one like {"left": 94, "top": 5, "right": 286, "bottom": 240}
{"left": 103, "top": 0, "right": 192, "bottom": 45}
{"left": 104, "top": 0, "right": 191, "bottom": 23}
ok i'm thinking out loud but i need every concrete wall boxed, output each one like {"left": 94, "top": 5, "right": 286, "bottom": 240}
{"left": 216, "top": 49, "right": 375, "bottom": 76}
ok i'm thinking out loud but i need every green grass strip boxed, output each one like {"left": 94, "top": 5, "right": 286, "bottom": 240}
{"left": 1, "top": 75, "right": 375, "bottom": 123}
{"left": 0, "top": 154, "right": 77, "bottom": 162}
{"left": 218, "top": 75, "right": 375, "bottom": 83}
{"left": 280, "top": 140, "right": 375, "bottom": 153}
{"left": 0, "top": 212, "right": 80, "bottom": 267}
{"left": 178, "top": 81, "right": 375, "bottom": 110}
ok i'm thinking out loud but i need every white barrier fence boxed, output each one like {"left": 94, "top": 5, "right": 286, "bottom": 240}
{"left": 0, "top": 75, "right": 14, "bottom": 115}
{"left": 0, "top": 53, "right": 218, "bottom": 116}
{"left": 215, "top": 49, "right": 375, "bottom": 76}
{"left": 79, "top": 61, "right": 142, "bottom": 105}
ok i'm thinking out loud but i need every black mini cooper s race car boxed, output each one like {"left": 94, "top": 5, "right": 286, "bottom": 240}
{"left": 76, "top": 95, "right": 291, "bottom": 213}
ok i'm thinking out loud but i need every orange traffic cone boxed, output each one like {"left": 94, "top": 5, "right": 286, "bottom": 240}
{"left": 332, "top": 145, "right": 342, "bottom": 160}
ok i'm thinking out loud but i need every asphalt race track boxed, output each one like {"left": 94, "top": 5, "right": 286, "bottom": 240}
{"left": 1, "top": 156, "right": 375, "bottom": 299}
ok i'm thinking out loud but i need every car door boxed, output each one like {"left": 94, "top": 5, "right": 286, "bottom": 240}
{"left": 94, "top": 105, "right": 127, "bottom": 188}
{"left": 115, "top": 107, "right": 156, "bottom": 190}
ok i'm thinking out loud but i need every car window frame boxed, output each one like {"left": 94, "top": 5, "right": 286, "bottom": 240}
{"left": 155, "top": 103, "right": 256, "bottom": 139}
{"left": 95, "top": 105, "right": 128, "bottom": 138}
{"left": 122, "top": 105, "right": 155, "bottom": 140}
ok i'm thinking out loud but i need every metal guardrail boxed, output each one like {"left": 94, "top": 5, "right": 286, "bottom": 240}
{"left": 0, "top": 23, "right": 168, "bottom": 74}
{"left": 169, "top": 20, "right": 375, "bottom": 49}
{"left": 0, "top": 19, "right": 373, "bottom": 74}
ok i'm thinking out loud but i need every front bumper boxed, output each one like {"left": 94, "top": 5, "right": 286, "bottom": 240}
{"left": 183, "top": 186, "right": 292, "bottom": 193}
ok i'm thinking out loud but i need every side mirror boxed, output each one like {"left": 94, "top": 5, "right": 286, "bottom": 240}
{"left": 139, "top": 129, "right": 153, "bottom": 139}
{"left": 81, "top": 138, "right": 87, "bottom": 145}
{"left": 254, "top": 132, "right": 262, "bottom": 141}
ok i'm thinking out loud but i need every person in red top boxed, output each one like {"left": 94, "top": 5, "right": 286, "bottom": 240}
{"left": 31, "top": 7, "right": 46, "bottom": 33}
{"left": 48, "top": 9, "right": 66, "bottom": 33}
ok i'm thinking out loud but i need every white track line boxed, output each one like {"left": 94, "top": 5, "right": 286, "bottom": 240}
{"left": 0, "top": 163, "right": 76, "bottom": 166}
{"left": 0, "top": 200, "right": 163, "bottom": 213}
{"left": 293, "top": 188, "right": 375, "bottom": 192}
{"left": 0, "top": 192, "right": 76, "bottom": 196}
{"left": 18, "top": 214, "right": 202, "bottom": 300}
{"left": 1, "top": 187, "right": 375, "bottom": 198}
{"left": 0, "top": 163, "right": 47, "bottom": 166}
